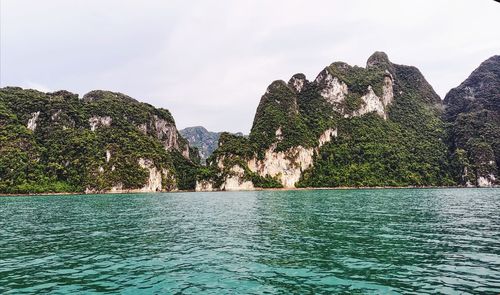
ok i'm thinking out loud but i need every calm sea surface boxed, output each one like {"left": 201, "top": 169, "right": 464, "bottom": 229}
{"left": 1, "top": 189, "right": 499, "bottom": 294}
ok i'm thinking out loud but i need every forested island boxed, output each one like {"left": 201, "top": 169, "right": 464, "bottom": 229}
{"left": 1, "top": 53, "right": 498, "bottom": 194}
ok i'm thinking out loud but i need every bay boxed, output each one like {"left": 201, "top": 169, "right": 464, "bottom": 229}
{"left": 1, "top": 189, "right": 499, "bottom": 294}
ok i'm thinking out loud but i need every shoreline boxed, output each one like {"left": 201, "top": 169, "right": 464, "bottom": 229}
{"left": 1, "top": 185, "right": 497, "bottom": 197}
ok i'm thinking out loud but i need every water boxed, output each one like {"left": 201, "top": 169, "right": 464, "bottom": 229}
{"left": 0, "top": 189, "right": 499, "bottom": 294}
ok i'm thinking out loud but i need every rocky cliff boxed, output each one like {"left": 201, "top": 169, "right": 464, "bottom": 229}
{"left": 197, "top": 52, "right": 454, "bottom": 190}
{"left": 0, "top": 88, "right": 199, "bottom": 194}
{"left": 444, "top": 55, "right": 500, "bottom": 187}
{"left": 2, "top": 54, "right": 498, "bottom": 193}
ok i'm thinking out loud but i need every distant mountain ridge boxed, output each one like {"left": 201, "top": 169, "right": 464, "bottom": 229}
{"left": 179, "top": 126, "right": 243, "bottom": 164}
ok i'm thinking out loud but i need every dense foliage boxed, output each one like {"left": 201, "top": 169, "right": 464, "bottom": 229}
{"left": 0, "top": 87, "right": 199, "bottom": 194}
{"left": 200, "top": 133, "right": 283, "bottom": 188}
{"left": 443, "top": 55, "right": 500, "bottom": 186}
{"left": 3, "top": 53, "right": 498, "bottom": 192}
{"left": 206, "top": 52, "right": 461, "bottom": 188}
{"left": 297, "top": 113, "right": 453, "bottom": 187}
{"left": 249, "top": 81, "right": 313, "bottom": 155}
{"left": 299, "top": 57, "right": 454, "bottom": 187}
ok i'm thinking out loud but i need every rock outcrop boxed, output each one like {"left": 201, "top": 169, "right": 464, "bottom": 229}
{"left": 247, "top": 145, "right": 314, "bottom": 188}
{"left": 89, "top": 116, "right": 112, "bottom": 131}
{"left": 220, "top": 165, "right": 255, "bottom": 191}
{"left": 0, "top": 87, "right": 199, "bottom": 194}
{"left": 2, "top": 53, "right": 498, "bottom": 193}
{"left": 444, "top": 55, "right": 500, "bottom": 187}
{"left": 27, "top": 111, "right": 40, "bottom": 131}
{"left": 197, "top": 52, "right": 453, "bottom": 190}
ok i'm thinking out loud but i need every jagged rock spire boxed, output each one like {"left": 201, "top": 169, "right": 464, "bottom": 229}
{"left": 288, "top": 73, "right": 308, "bottom": 93}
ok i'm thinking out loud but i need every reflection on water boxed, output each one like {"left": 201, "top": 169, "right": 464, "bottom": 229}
{"left": 0, "top": 189, "right": 499, "bottom": 294}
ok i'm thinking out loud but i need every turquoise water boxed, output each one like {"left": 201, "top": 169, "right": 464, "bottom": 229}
{"left": 0, "top": 189, "right": 499, "bottom": 294}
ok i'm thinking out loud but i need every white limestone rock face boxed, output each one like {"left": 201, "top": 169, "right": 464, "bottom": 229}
{"left": 463, "top": 167, "right": 474, "bottom": 187}
{"left": 382, "top": 75, "right": 394, "bottom": 107}
{"left": 138, "top": 158, "right": 163, "bottom": 192}
{"left": 195, "top": 180, "right": 214, "bottom": 192}
{"left": 152, "top": 116, "right": 190, "bottom": 159}
{"left": 89, "top": 116, "right": 112, "bottom": 131}
{"left": 316, "top": 68, "right": 394, "bottom": 119}
{"left": 106, "top": 150, "right": 111, "bottom": 163}
{"left": 275, "top": 127, "right": 283, "bottom": 142}
{"left": 246, "top": 126, "right": 339, "bottom": 188}
{"left": 316, "top": 70, "right": 348, "bottom": 107}
{"left": 138, "top": 116, "right": 191, "bottom": 160}
{"left": 247, "top": 144, "right": 314, "bottom": 188}
{"left": 51, "top": 110, "right": 61, "bottom": 121}
{"left": 84, "top": 159, "right": 175, "bottom": 194}
{"left": 85, "top": 187, "right": 97, "bottom": 194}
{"left": 348, "top": 75, "right": 394, "bottom": 119}
{"left": 223, "top": 176, "right": 255, "bottom": 191}
{"left": 199, "top": 126, "right": 339, "bottom": 191}
{"left": 109, "top": 183, "right": 123, "bottom": 193}
{"left": 182, "top": 145, "right": 190, "bottom": 159}
{"left": 27, "top": 111, "right": 40, "bottom": 131}
{"left": 477, "top": 174, "right": 496, "bottom": 187}
{"left": 137, "top": 123, "right": 148, "bottom": 134}
{"left": 217, "top": 157, "right": 225, "bottom": 170}
{"left": 196, "top": 164, "right": 255, "bottom": 191}
{"left": 289, "top": 75, "right": 306, "bottom": 93}
{"left": 352, "top": 86, "right": 386, "bottom": 119}
{"left": 153, "top": 115, "right": 179, "bottom": 150}
{"left": 318, "top": 128, "right": 337, "bottom": 147}
{"left": 221, "top": 165, "right": 254, "bottom": 191}
{"left": 463, "top": 86, "right": 476, "bottom": 101}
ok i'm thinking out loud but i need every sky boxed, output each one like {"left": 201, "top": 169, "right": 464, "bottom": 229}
{"left": 1, "top": 0, "right": 499, "bottom": 133}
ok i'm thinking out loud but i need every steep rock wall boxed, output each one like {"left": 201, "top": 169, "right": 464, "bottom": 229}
{"left": 27, "top": 111, "right": 40, "bottom": 131}
{"left": 247, "top": 145, "right": 314, "bottom": 188}
{"left": 316, "top": 69, "right": 394, "bottom": 119}
{"left": 196, "top": 128, "right": 338, "bottom": 191}
{"left": 221, "top": 165, "right": 255, "bottom": 191}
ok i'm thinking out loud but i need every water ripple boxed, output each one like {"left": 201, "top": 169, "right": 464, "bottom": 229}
{"left": 0, "top": 188, "right": 499, "bottom": 294}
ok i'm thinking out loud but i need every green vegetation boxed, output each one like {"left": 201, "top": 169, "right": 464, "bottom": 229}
{"left": 298, "top": 60, "right": 454, "bottom": 187}
{"left": 443, "top": 55, "right": 500, "bottom": 186}
{"left": 249, "top": 81, "right": 312, "bottom": 155}
{"left": 328, "top": 63, "right": 385, "bottom": 97}
{"left": 297, "top": 113, "right": 453, "bottom": 187}
{"left": 0, "top": 87, "right": 199, "bottom": 194}
{"left": 171, "top": 150, "right": 199, "bottom": 190}
{"left": 204, "top": 52, "right": 460, "bottom": 189}
{"left": 200, "top": 133, "right": 283, "bottom": 188}
{"left": 296, "top": 83, "right": 338, "bottom": 141}
{"left": 3, "top": 53, "right": 498, "bottom": 192}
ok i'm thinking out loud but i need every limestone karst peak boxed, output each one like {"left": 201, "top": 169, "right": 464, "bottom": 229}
{"left": 197, "top": 52, "right": 458, "bottom": 191}
{"left": 82, "top": 90, "right": 139, "bottom": 103}
{"left": 367, "top": 51, "right": 391, "bottom": 68}
{"left": 288, "top": 73, "right": 308, "bottom": 93}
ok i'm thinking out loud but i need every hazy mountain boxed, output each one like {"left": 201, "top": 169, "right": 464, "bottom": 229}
{"left": 179, "top": 126, "right": 243, "bottom": 164}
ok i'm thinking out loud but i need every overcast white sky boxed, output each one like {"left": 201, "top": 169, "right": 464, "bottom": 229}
{"left": 1, "top": 0, "right": 499, "bottom": 133}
